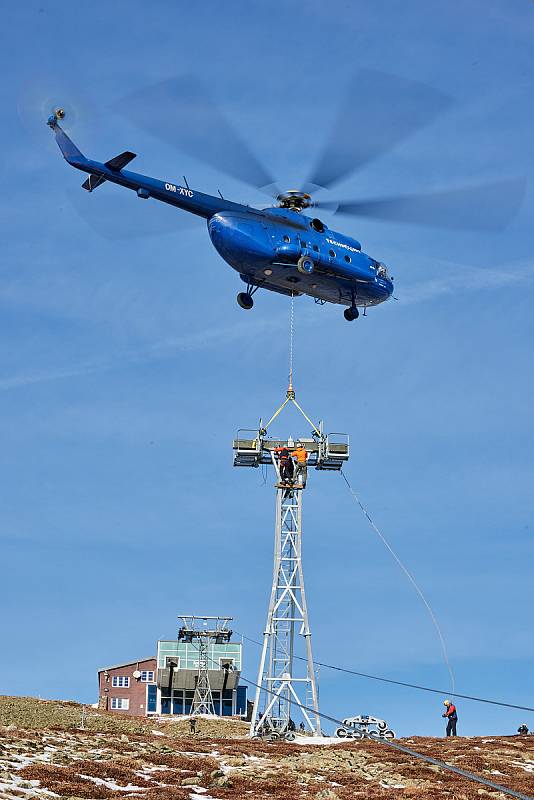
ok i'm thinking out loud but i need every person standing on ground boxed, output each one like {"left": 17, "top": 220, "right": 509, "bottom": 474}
{"left": 442, "top": 700, "right": 458, "bottom": 736}
{"left": 189, "top": 716, "right": 197, "bottom": 734}
{"left": 291, "top": 443, "right": 308, "bottom": 488}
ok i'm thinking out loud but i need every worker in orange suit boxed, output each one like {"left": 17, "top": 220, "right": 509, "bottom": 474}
{"left": 291, "top": 444, "right": 308, "bottom": 488}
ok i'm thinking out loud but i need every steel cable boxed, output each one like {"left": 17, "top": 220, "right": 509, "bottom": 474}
{"left": 239, "top": 673, "right": 534, "bottom": 800}
{"left": 235, "top": 631, "right": 534, "bottom": 713}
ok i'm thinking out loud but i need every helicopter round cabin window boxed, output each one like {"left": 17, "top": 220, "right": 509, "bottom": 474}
{"left": 283, "top": 235, "right": 290, "bottom": 243}
{"left": 329, "top": 249, "right": 336, "bottom": 258}
{"left": 312, "top": 244, "right": 319, "bottom": 252}
{"left": 344, "top": 254, "right": 351, "bottom": 263}
{"left": 311, "top": 218, "right": 325, "bottom": 232}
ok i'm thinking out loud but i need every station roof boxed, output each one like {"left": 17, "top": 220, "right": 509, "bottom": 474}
{"left": 97, "top": 657, "right": 155, "bottom": 673}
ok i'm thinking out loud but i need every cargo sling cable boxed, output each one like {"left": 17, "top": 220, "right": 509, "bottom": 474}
{"left": 234, "top": 629, "right": 534, "bottom": 713}
{"left": 239, "top": 673, "right": 534, "bottom": 800}
{"left": 340, "top": 468, "right": 456, "bottom": 694}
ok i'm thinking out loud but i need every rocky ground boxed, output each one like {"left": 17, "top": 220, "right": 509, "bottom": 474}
{"left": 1, "top": 696, "right": 533, "bottom": 800}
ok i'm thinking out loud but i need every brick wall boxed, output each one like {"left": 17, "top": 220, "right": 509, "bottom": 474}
{"left": 98, "top": 658, "right": 157, "bottom": 716}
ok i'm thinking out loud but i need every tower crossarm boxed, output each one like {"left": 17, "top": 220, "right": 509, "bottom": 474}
{"left": 233, "top": 429, "right": 349, "bottom": 470}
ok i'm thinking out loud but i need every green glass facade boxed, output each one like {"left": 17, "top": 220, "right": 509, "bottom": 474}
{"left": 157, "top": 640, "right": 242, "bottom": 671}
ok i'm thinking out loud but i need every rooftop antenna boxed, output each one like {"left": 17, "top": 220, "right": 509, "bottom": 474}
{"left": 177, "top": 615, "right": 233, "bottom": 716}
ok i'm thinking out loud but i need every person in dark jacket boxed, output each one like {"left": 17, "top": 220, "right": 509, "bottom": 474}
{"left": 275, "top": 447, "right": 294, "bottom": 484}
{"left": 442, "top": 700, "right": 458, "bottom": 736}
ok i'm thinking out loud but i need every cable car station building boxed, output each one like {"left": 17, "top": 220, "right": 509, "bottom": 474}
{"left": 97, "top": 618, "right": 246, "bottom": 718}
{"left": 157, "top": 636, "right": 246, "bottom": 716}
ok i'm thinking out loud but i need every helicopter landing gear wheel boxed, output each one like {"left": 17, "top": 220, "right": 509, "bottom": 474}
{"left": 237, "top": 292, "right": 254, "bottom": 310}
{"left": 344, "top": 306, "right": 359, "bottom": 321}
{"left": 297, "top": 255, "right": 315, "bottom": 275}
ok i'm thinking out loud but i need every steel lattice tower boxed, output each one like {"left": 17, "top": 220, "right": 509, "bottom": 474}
{"left": 177, "top": 616, "right": 233, "bottom": 717}
{"left": 233, "top": 401, "right": 349, "bottom": 740}
{"left": 250, "top": 474, "right": 320, "bottom": 736}
{"left": 192, "top": 636, "right": 215, "bottom": 715}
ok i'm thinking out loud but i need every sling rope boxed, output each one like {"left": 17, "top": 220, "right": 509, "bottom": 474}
{"left": 289, "top": 291, "right": 294, "bottom": 391}
{"left": 261, "top": 294, "right": 320, "bottom": 436}
{"left": 340, "top": 468, "right": 456, "bottom": 695}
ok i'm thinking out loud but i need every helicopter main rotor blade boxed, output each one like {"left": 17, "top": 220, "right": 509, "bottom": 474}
{"left": 320, "top": 178, "right": 526, "bottom": 231}
{"left": 116, "top": 77, "right": 277, "bottom": 191}
{"left": 68, "top": 186, "right": 201, "bottom": 240}
{"left": 305, "top": 69, "right": 452, "bottom": 191}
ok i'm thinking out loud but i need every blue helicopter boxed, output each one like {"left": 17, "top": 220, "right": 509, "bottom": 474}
{"left": 47, "top": 73, "right": 524, "bottom": 321}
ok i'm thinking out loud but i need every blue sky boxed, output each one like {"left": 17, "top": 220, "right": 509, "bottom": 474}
{"left": 1, "top": 0, "right": 533, "bottom": 737}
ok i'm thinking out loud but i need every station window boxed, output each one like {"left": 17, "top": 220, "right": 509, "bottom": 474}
{"left": 140, "top": 671, "right": 155, "bottom": 682}
{"left": 111, "top": 698, "right": 129, "bottom": 710}
{"left": 344, "top": 254, "right": 351, "bottom": 263}
{"left": 283, "top": 234, "right": 290, "bottom": 243}
{"left": 112, "top": 676, "right": 130, "bottom": 688}
{"left": 329, "top": 249, "right": 336, "bottom": 258}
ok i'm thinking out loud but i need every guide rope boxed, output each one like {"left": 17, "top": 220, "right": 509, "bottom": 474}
{"left": 239, "top": 673, "right": 534, "bottom": 800}
{"left": 340, "top": 468, "right": 456, "bottom": 695}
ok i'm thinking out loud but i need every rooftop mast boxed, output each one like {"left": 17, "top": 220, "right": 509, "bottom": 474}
{"left": 177, "top": 615, "right": 233, "bottom": 717}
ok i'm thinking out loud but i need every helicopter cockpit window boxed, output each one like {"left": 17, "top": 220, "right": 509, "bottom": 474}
{"left": 311, "top": 218, "right": 325, "bottom": 233}
{"left": 377, "top": 262, "right": 389, "bottom": 278}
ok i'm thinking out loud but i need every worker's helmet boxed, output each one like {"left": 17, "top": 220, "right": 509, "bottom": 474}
{"left": 443, "top": 700, "right": 451, "bottom": 706}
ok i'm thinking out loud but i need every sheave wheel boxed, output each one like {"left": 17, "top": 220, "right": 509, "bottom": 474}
{"left": 237, "top": 292, "right": 254, "bottom": 310}
{"left": 344, "top": 306, "right": 359, "bottom": 321}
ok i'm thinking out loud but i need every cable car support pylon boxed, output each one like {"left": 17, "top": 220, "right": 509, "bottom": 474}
{"left": 233, "top": 381, "right": 349, "bottom": 740}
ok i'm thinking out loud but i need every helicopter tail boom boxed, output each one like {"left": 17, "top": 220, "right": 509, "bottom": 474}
{"left": 47, "top": 114, "right": 87, "bottom": 167}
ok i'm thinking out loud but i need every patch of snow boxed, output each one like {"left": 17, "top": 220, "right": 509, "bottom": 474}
{"left": 490, "top": 770, "right": 505, "bottom": 775}
{"left": 0, "top": 779, "right": 60, "bottom": 797}
{"left": 151, "top": 730, "right": 165, "bottom": 736}
{"left": 189, "top": 795, "right": 218, "bottom": 800}
{"left": 293, "top": 735, "right": 346, "bottom": 746}
{"left": 511, "top": 759, "right": 534, "bottom": 773}
{"left": 79, "top": 774, "right": 146, "bottom": 792}
{"left": 380, "top": 783, "right": 406, "bottom": 789}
